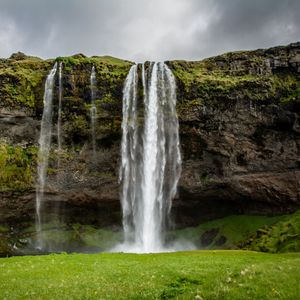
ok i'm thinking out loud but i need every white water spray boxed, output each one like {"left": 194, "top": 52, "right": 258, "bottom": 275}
{"left": 118, "top": 62, "right": 181, "bottom": 253}
{"left": 35, "top": 63, "right": 57, "bottom": 249}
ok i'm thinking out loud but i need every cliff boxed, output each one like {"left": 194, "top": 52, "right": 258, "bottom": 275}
{"left": 0, "top": 43, "right": 299, "bottom": 254}
{"left": 169, "top": 43, "right": 300, "bottom": 225}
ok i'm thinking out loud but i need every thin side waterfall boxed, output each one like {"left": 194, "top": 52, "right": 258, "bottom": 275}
{"left": 54, "top": 62, "right": 63, "bottom": 235}
{"left": 57, "top": 62, "right": 63, "bottom": 158}
{"left": 118, "top": 62, "right": 181, "bottom": 253}
{"left": 90, "top": 66, "right": 97, "bottom": 157}
{"left": 35, "top": 63, "right": 58, "bottom": 250}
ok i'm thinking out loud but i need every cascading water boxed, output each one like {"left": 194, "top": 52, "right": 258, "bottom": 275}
{"left": 57, "top": 62, "right": 63, "bottom": 163}
{"left": 35, "top": 63, "right": 58, "bottom": 250}
{"left": 118, "top": 62, "right": 181, "bottom": 253}
{"left": 90, "top": 66, "right": 97, "bottom": 157}
{"left": 119, "top": 64, "right": 139, "bottom": 244}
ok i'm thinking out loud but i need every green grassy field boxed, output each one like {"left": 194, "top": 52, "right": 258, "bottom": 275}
{"left": 0, "top": 251, "right": 299, "bottom": 300}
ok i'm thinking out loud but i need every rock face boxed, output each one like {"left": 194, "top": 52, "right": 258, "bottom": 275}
{"left": 0, "top": 43, "right": 299, "bottom": 245}
{"left": 0, "top": 55, "right": 131, "bottom": 235}
{"left": 174, "top": 106, "right": 300, "bottom": 226}
{"left": 169, "top": 42, "right": 300, "bottom": 226}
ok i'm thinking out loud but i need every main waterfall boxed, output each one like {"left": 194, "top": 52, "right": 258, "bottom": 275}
{"left": 118, "top": 62, "right": 181, "bottom": 253}
{"left": 35, "top": 63, "right": 58, "bottom": 250}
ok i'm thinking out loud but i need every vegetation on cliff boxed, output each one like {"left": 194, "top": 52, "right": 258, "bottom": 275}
{"left": 0, "top": 53, "right": 53, "bottom": 110}
{"left": 240, "top": 210, "right": 300, "bottom": 253}
{"left": 0, "top": 52, "right": 132, "bottom": 114}
{"left": 167, "top": 43, "right": 300, "bottom": 121}
{"left": 0, "top": 52, "right": 132, "bottom": 190}
{"left": 0, "top": 143, "right": 37, "bottom": 191}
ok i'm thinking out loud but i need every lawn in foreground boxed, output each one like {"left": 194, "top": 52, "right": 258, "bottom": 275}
{"left": 0, "top": 251, "right": 299, "bottom": 300}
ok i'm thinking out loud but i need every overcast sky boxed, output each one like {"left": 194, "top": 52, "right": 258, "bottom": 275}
{"left": 0, "top": 0, "right": 299, "bottom": 62}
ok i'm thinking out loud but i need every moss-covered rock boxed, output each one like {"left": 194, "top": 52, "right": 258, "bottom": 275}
{"left": 168, "top": 214, "right": 284, "bottom": 250}
{"left": 169, "top": 49, "right": 300, "bottom": 118}
{"left": 0, "top": 54, "right": 53, "bottom": 112}
{"left": 239, "top": 210, "right": 300, "bottom": 253}
{"left": 0, "top": 143, "right": 37, "bottom": 191}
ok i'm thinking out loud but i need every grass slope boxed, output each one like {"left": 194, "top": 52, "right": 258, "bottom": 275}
{"left": 241, "top": 210, "right": 300, "bottom": 253}
{"left": 171, "top": 215, "right": 284, "bottom": 249}
{"left": 2, "top": 213, "right": 296, "bottom": 256}
{"left": 0, "top": 251, "right": 299, "bottom": 300}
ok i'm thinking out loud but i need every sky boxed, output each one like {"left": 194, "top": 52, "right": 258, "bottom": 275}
{"left": 0, "top": 0, "right": 299, "bottom": 62}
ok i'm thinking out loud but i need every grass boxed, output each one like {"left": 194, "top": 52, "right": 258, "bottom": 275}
{"left": 171, "top": 214, "right": 285, "bottom": 249}
{"left": 0, "top": 251, "right": 299, "bottom": 299}
{"left": 241, "top": 210, "right": 300, "bottom": 253}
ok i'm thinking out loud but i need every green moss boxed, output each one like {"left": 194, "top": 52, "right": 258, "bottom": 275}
{"left": 0, "top": 57, "right": 53, "bottom": 109}
{"left": 21, "top": 222, "right": 122, "bottom": 252}
{"left": 0, "top": 226, "right": 9, "bottom": 233}
{"left": 0, "top": 144, "right": 37, "bottom": 191}
{"left": 71, "top": 224, "right": 122, "bottom": 250}
{"left": 63, "top": 114, "right": 90, "bottom": 145}
{"left": 56, "top": 54, "right": 132, "bottom": 71}
{"left": 280, "top": 81, "right": 300, "bottom": 104}
{"left": 53, "top": 54, "right": 132, "bottom": 129}
{"left": 170, "top": 214, "right": 285, "bottom": 249}
{"left": 240, "top": 210, "right": 300, "bottom": 253}
{"left": 169, "top": 58, "right": 300, "bottom": 111}
{"left": 101, "top": 94, "right": 114, "bottom": 104}
{"left": 58, "top": 56, "right": 78, "bottom": 65}
{"left": 47, "top": 168, "right": 57, "bottom": 175}
{"left": 0, "top": 53, "right": 132, "bottom": 111}
{"left": 96, "top": 55, "right": 131, "bottom": 65}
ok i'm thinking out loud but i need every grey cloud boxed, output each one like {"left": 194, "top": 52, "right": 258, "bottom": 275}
{"left": 0, "top": 0, "right": 299, "bottom": 61}
{"left": 185, "top": 0, "right": 300, "bottom": 58}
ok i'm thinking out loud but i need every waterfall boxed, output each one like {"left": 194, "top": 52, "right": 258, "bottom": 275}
{"left": 57, "top": 62, "right": 63, "bottom": 159}
{"left": 90, "top": 66, "right": 97, "bottom": 157}
{"left": 119, "top": 64, "right": 139, "bottom": 243}
{"left": 35, "top": 63, "right": 58, "bottom": 250}
{"left": 119, "top": 62, "right": 181, "bottom": 253}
